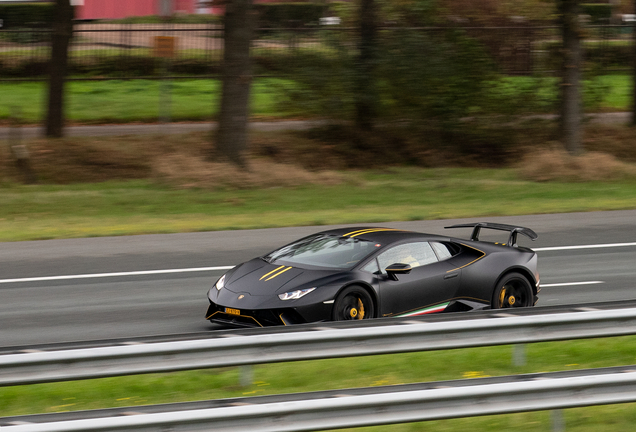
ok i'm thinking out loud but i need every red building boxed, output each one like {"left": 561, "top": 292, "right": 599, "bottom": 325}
{"left": 75, "top": 0, "right": 197, "bottom": 20}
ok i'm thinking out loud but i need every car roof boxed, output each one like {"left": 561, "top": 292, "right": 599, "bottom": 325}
{"left": 317, "top": 227, "right": 451, "bottom": 244}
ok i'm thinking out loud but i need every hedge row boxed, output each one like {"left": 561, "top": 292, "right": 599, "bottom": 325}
{"left": 0, "top": 56, "right": 218, "bottom": 78}
{"left": 0, "top": 51, "right": 346, "bottom": 78}
{"left": 0, "top": 3, "right": 57, "bottom": 28}
{"left": 254, "top": 3, "right": 328, "bottom": 28}
{"left": 581, "top": 4, "right": 612, "bottom": 23}
{"left": 0, "top": 38, "right": 632, "bottom": 79}
{"left": 544, "top": 42, "right": 633, "bottom": 70}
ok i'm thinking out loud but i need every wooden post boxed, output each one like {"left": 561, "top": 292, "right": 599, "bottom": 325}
{"left": 355, "top": 0, "right": 377, "bottom": 132}
{"left": 45, "top": 0, "right": 73, "bottom": 138}
{"left": 214, "top": 0, "right": 256, "bottom": 167}
{"left": 632, "top": 0, "right": 636, "bottom": 126}
{"left": 559, "top": 0, "right": 583, "bottom": 155}
{"left": 9, "top": 107, "right": 37, "bottom": 184}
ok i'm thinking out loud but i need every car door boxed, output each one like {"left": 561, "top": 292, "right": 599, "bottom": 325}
{"left": 374, "top": 241, "right": 461, "bottom": 317}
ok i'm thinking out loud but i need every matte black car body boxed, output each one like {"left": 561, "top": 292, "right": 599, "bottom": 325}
{"left": 206, "top": 223, "right": 539, "bottom": 327}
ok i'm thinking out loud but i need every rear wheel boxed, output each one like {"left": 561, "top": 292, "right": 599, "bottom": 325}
{"left": 332, "top": 286, "right": 375, "bottom": 321}
{"left": 492, "top": 272, "right": 533, "bottom": 309}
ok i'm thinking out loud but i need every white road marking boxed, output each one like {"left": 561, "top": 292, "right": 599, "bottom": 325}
{"left": 534, "top": 242, "right": 636, "bottom": 252}
{"left": 0, "top": 266, "right": 234, "bottom": 284}
{"left": 541, "top": 281, "right": 604, "bottom": 288}
{"left": 1, "top": 241, "right": 633, "bottom": 285}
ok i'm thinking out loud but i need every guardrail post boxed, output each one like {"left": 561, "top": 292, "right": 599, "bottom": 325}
{"left": 240, "top": 365, "right": 253, "bottom": 387}
{"left": 513, "top": 344, "right": 526, "bottom": 367}
{"left": 551, "top": 409, "right": 565, "bottom": 432}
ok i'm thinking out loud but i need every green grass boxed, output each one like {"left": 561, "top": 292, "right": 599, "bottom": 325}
{"left": 0, "top": 78, "right": 300, "bottom": 123}
{"left": 489, "top": 74, "right": 633, "bottom": 112}
{"left": 596, "top": 74, "right": 634, "bottom": 110}
{"left": 0, "top": 75, "right": 632, "bottom": 124}
{"left": 1, "top": 168, "right": 636, "bottom": 241}
{"left": 2, "top": 336, "right": 636, "bottom": 430}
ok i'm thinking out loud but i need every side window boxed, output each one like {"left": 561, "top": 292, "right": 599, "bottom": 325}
{"left": 376, "top": 242, "right": 438, "bottom": 272}
{"left": 431, "top": 242, "right": 453, "bottom": 261}
{"left": 361, "top": 258, "right": 380, "bottom": 274}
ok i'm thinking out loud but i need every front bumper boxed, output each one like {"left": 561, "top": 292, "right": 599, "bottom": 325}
{"left": 206, "top": 303, "right": 291, "bottom": 327}
{"left": 205, "top": 301, "right": 332, "bottom": 327}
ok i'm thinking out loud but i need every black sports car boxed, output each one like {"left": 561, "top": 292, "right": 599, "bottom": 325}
{"left": 205, "top": 222, "right": 539, "bottom": 327}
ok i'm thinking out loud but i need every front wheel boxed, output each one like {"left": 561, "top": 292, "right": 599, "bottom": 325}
{"left": 491, "top": 272, "right": 533, "bottom": 309}
{"left": 332, "top": 286, "right": 375, "bottom": 321}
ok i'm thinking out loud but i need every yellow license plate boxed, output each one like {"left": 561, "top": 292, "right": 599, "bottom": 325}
{"left": 225, "top": 307, "right": 240, "bottom": 316}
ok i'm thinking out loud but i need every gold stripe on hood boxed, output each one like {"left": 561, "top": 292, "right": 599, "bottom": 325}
{"left": 259, "top": 265, "right": 286, "bottom": 281}
{"left": 264, "top": 266, "right": 292, "bottom": 281}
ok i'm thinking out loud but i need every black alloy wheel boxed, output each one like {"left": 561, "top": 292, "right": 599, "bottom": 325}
{"left": 492, "top": 272, "right": 533, "bottom": 309}
{"left": 332, "top": 286, "right": 375, "bottom": 321}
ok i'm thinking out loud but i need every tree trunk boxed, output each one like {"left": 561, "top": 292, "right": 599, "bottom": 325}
{"left": 355, "top": 0, "right": 377, "bottom": 131}
{"left": 45, "top": 0, "right": 73, "bottom": 138}
{"left": 215, "top": 0, "right": 255, "bottom": 167}
{"left": 632, "top": 0, "right": 636, "bottom": 126}
{"left": 558, "top": 0, "right": 582, "bottom": 155}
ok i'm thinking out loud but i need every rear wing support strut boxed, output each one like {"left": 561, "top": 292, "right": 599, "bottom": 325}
{"left": 445, "top": 223, "right": 538, "bottom": 247}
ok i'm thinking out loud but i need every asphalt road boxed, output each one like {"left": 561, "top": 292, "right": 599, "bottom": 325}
{"left": 1, "top": 210, "right": 635, "bottom": 348}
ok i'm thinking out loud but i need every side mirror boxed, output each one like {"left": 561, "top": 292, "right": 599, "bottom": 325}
{"left": 385, "top": 263, "right": 412, "bottom": 281}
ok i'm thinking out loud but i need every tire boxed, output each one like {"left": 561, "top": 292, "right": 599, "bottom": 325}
{"left": 332, "top": 286, "right": 375, "bottom": 321}
{"left": 491, "top": 272, "right": 533, "bottom": 309}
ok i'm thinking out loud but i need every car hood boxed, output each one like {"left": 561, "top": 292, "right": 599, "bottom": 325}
{"left": 224, "top": 258, "right": 338, "bottom": 297}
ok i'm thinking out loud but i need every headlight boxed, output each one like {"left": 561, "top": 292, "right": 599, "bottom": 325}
{"left": 215, "top": 274, "right": 226, "bottom": 291}
{"left": 278, "top": 287, "right": 316, "bottom": 301}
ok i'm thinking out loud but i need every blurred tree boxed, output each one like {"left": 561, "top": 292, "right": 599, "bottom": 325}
{"left": 436, "top": 0, "right": 555, "bottom": 23}
{"left": 633, "top": 0, "right": 636, "bottom": 126}
{"left": 618, "top": 0, "right": 635, "bottom": 14}
{"left": 215, "top": 0, "right": 256, "bottom": 167}
{"left": 558, "top": 0, "right": 582, "bottom": 154}
{"left": 355, "top": 0, "right": 378, "bottom": 131}
{"left": 45, "top": 0, "right": 73, "bottom": 138}
{"left": 380, "top": 0, "right": 440, "bottom": 26}
{"left": 277, "top": 0, "right": 497, "bottom": 129}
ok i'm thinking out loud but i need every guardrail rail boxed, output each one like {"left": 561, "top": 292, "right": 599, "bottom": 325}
{"left": 4, "top": 301, "right": 636, "bottom": 431}
{"left": 4, "top": 365, "right": 636, "bottom": 431}
{"left": 3, "top": 302, "right": 636, "bottom": 386}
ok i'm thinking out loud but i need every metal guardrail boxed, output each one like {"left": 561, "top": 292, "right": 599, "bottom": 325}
{"left": 3, "top": 305, "right": 636, "bottom": 386}
{"left": 4, "top": 365, "right": 636, "bottom": 431}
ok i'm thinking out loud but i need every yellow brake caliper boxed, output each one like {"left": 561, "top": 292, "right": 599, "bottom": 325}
{"left": 358, "top": 298, "right": 365, "bottom": 319}
{"left": 499, "top": 288, "right": 507, "bottom": 308}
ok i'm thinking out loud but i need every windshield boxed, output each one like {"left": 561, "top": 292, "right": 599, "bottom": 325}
{"left": 263, "top": 234, "right": 379, "bottom": 269}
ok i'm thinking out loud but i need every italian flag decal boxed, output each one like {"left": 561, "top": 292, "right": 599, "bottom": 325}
{"left": 396, "top": 302, "right": 450, "bottom": 317}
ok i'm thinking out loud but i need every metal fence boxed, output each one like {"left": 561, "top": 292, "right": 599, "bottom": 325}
{"left": 4, "top": 303, "right": 636, "bottom": 386}
{"left": 4, "top": 366, "right": 636, "bottom": 431}
{"left": 0, "top": 23, "right": 633, "bottom": 81}
{"left": 4, "top": 304, "right": 636, "bottom": 430}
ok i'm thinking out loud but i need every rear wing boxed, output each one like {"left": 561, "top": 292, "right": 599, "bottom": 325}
{"left": 445, "top": 222, "right": 538, "bottom": 248}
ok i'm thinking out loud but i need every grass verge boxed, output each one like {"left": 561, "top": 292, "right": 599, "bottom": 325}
{"left": 2, "top": 336, "right": 636, "bottom": 430}
{"left": 1, "top": 170, "right": 636, "bottom": 241}
{"left": 0, "top": 75, "right": 632, "bottom": 124}
{"left": 1, "top": 123, "right": 636, "bottom": 241}
{"left": 0, "top": 78, "right": 300, "bottom": 124}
